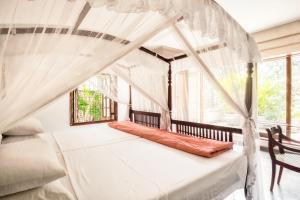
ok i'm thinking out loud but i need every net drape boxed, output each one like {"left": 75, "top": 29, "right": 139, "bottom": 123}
{"left": 87, "top": 0, "right": 260, "bottom": 63}
{"left": 87, "top": 73, "right": 129, "bottom": 105}
{"left": 0, "top": 0, "right": 174, "bottom": 131}
{"left": 170, "top": 21, "right": 263, "bottom": 199}
{"left": 109, "top": 49, "right": 170, "bottom": 129}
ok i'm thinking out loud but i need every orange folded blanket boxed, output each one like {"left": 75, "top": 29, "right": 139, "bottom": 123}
{"left": 108, "top": 121, "right": 233, "bottom": 158}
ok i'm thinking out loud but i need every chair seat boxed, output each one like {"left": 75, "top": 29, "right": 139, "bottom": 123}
{"left": 266, "top": 125, "right": 300, "bottom": 191}
{"left": 276, "top": 152, "right": 300, "bottom": 167}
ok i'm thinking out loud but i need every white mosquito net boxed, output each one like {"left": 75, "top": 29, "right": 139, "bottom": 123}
{"left": 0, "top": 0, "right": 262, "bottom": 199}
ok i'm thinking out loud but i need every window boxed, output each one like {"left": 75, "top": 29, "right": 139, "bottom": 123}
{"left": 257, "top": 58, "right": 286, "bottom": 123}
{"left": 70, "top": 74, "right": 117, "bottom": 125}
{"left": 257, "top": 54, "right": 300, "bottom": 138}
{"left": 173, "top": 70, "right": 242, "bottom": 128}
{"left": 291, "top": 55, "right": 300, "bottom": 135}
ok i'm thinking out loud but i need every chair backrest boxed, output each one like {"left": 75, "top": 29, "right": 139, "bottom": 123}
{"left": 266, "top": 125, "right": 285, "bottom": 161}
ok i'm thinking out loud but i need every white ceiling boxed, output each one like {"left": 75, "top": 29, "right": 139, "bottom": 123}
{"left": 215, "top": 0, "right": 300, "bottom": 33}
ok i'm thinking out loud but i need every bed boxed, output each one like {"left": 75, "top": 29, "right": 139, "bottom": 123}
{"left": 1, "top": 110, "right": 246, "bottom": 200}
{"left": 45, "top": 121, "right": 247, "bottom": 200}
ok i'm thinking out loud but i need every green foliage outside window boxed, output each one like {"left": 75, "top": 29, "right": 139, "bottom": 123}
{"left": 257, "top": 59, "right": 286, "bottom": 122}
{"left": 77, "top": 86, "right": 102, "bottom": 121}
{"left": 292, "top": 56, "right": 300, "bottom": 123}
{"left": 258, "top": 79, "right": 285, "bottom": 121}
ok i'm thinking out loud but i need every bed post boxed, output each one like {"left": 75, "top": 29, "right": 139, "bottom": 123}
{"left": 244, "top": 62, "right": 254, "bottom": 196}
{"left": 168, "top": 63, "right": 172, "bottom": 112}
{"left": 129, "top": 85, "right": 133, "bottom": 121}
{"left": 168, "top": 62, "right": 172, "bottom": 129}
{"left": 245, "top": 62, "right": 254, "bottom": 114}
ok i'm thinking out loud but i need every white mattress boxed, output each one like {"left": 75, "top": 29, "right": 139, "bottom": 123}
{"left": 52, "top": 124, "right": 247, "bottom": 200}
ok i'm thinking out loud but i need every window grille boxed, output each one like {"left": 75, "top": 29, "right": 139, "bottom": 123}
{"left": 70, "top": 74, "right": 117, "bottom": 125}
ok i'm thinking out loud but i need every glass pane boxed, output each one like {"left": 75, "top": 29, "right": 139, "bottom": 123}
{"left": 257, "top": 58, "right": 286, "bottom": 128}
{"left": 292, "top": 54, "right": 300, "bottom": 138}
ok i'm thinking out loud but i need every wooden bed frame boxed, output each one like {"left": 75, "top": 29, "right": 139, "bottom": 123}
{"left": 129, "top": 109, "right": 242, "bottom": 142}
{"left": 126, "top": 51, "right": 248, "bottom": 143}
{"left": 130, "top": 110, "right": 161, "bottom": 128}
{"left": 171, "top": 119, "right": 242, "bottom": 142}
{"left": 129, "top": 109, "right": 246, "bottom": 195}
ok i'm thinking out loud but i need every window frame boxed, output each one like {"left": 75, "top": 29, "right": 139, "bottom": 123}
{"left": 258, "top": 53, "right": 300, "bottom": 137}
{"left": 69, "top": 89, "right": 118, "bottom": 126}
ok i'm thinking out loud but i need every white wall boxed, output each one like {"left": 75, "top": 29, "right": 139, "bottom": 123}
{"left": 34, "top": 94, "right": 70, "bottom": 132}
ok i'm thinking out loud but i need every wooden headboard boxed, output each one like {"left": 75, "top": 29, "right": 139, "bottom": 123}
{"left": 171, "top": 120, "right": 242, "bottom": 142}
{"left": 130, "top": 110, "right": 161, "bottom": 128}
{"left": 128, "top": 110, "right": 242, "bottom": 143}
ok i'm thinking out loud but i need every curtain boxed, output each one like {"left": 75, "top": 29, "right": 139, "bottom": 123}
{"left": 172, "top": 58, "right": 242, "bottom": 126}
{"left": 172, "top": 71, "right": 189, "bottom": 121}
{"left": 91, "top": 73, "right": 129, "bottom": 105}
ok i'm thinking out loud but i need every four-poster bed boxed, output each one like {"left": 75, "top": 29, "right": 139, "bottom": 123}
{"left": 0, "top": 0, "right": 262, "bottom": 199}
{"left": 127, "top": 49, "right": 244, "bottom": 142}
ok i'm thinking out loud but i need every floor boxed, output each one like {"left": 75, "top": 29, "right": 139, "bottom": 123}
{"left": 226, "top": 151, "right": 300, "bottom": 200}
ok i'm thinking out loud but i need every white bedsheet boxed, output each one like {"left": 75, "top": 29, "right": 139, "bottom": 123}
{"left": 53, "top": 124, "right": 138, "bottom": 151}
{"left": 53, "top": 124, "right": 247, "bottom": 200}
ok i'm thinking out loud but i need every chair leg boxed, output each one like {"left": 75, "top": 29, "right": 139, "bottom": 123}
{"left": 277, "top": 166, "right": 283, "bottom": 185}
{"left": 270, "top": 163, "right": 276, "bottom": 191}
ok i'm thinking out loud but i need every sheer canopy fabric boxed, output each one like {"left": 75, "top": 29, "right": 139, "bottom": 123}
{"left": 170, "top": 21, "right": 262, "bottom": 199}
{"left": 109, "top": 49, "right": 170, "bottom": 129}
{"left": 0, "top": 0, "right": 262, "bottom": 199}
{"left": 87, "top": 0, "right": 260, "bottom": 63}
{"left": 0, "top": 0, "right": 174, "bottom": 131}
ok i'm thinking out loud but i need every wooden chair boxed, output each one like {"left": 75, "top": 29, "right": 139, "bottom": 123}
{"left": 266, "top": 125, "right": 300, "bottom": 191}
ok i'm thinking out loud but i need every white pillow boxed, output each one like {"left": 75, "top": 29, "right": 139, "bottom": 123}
{"left": 0, "top": 139, "right": 66, "bottom": 197}
{"left": 1, "top": 135, "right": 41, "bottom": 144}
{"left": 0, "top": 181, "right": 75, "bottom": 200}
{"left": 3, "top": 118, "right": 44, "bottom": 136}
